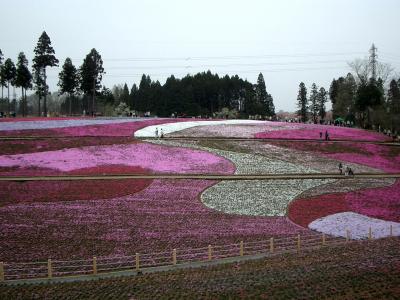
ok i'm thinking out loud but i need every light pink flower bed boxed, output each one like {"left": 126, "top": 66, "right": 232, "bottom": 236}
{"left": 255, "top": 124, "right": 390, "bottom": 141}
{"left": 0, "top": 142, "right": 235, "bottom": 175}
{"left": 0, "top": 118, "right": 193, "bottom": 137}
{"left": 0, "top": 179, "right": 311, "bottom": 262}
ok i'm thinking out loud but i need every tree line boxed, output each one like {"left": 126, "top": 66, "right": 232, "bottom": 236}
{"left": 296, "top": 47, "right": 399, "bottom": 134}
{"left": 0, "top": 32, "right": 275, "bottom": 118}
{"left": 0, "top": 31, "right": 105, "bottom": 117}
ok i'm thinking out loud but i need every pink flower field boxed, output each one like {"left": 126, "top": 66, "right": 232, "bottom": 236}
{"left": 0, "top": 179, "right": 311, "bottom": 262}
{"left": 0, "top": 142, "right": 235, "bottom": 175}
{"left": 255, "top": 123, "right": 390, "bottom": 141}
{"left": 0, "top": 118, "right": 399, "bottom": 263}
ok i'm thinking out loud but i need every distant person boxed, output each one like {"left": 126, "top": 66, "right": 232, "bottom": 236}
{"left": 338, "top": 163, "right": 343, "bottom": 175}
{"left": 345, "top": 166, "right": 350, "bottom": 176}
{"left": 325, "top": 130, "right": 329, "bottom": 141}
{"left": 160, "top": 128, "right": 164, "bottom": 138}
{"left": 319, "top": 132, "right": 323, "bottom": 140}
{"left": 155, "top": 127, "right": 159, "bottom": 138}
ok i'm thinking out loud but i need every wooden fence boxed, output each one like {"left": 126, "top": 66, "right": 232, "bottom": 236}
{"left": 0, "top": 229, "right": 394, "bottom": 282}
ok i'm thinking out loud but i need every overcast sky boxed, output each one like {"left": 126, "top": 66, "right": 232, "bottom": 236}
{"left": 1, "top": 0, "right": 400, "bottom": 111}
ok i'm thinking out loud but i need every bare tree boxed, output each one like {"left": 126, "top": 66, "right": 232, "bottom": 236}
{"left": 348, "top": 58, "right": 393, "bottom": 85}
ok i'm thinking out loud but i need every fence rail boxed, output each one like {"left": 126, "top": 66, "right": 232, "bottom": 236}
{"left": 0, "top": 229, "right": 395, "bottom": 282}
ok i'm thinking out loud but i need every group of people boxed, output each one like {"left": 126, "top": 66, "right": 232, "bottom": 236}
{"left": 154, "top": 127, "right": 164, "bottom": 138}
{"left": 338, "top": 163, "right": 354, "bottom": 176}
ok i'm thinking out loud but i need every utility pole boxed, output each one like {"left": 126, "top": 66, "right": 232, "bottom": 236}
{"left": 369, "top": 43, "right": 377, "bottom": 81}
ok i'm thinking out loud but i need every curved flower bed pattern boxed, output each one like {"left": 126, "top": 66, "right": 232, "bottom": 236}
{"left": 0, "top": 179, "right": 311, "bottom": 262}
{"left": 134, "top": 120, "right": 265, "bottom": 137}
{"left": 309, "top": 212, "right": 400, "bottom": 239}
{"left": 202, "top": 179, "right": 331, "bottom": 216}
{"left": 0, "top": 165, "right": 153, "bottom": 206}
{"left": 149, "top": 139, "right": 317, "bottom": 174}
{"left": 0, "top": 142, "right": 235, "bottom": 175}
{"left": 288, "top": 180, "right": 400, "bottom": 228}
{"left": 149, "top": 139, "right": 335, "bottom": 217}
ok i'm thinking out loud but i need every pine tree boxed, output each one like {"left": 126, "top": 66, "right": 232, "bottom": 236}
{"left": 32, "top": 65, "right": 47, "bottom": 116}
{"left": 2, "top": 58, "right": 16, "bottom": 114}
{"left": 79, "top": 49, "right": 104, "bottom": 115}
{"left": 317, "top": 87, "right": 327, "bottom": 122}
{"left": 129, "top": 84, "right": 138, "bottom": 110}
{"left": 121, "top": 83, "right": 130, "bottom": 104}
{"left": 309, "top": 83, "right": 319, "bottom": 123}
{"left": 255, "top": 73, "right": 275, "bottom": 117}
{"left": 15, "top": 52, "right": 32, "bottom": 117}
{"left": 0, "top": 49, "right": 5, "bottom": 100}
{"left": 388, "top": 79, "right": 400, "bottom": 114}
{"left": 58, "top": 58, "right": 79, "bottom": 115}
{"left": 32, "top": 31, "right": 59, "bottom": 116}
{"left": 296, "top": 82, "right": 308, "bottom": 122}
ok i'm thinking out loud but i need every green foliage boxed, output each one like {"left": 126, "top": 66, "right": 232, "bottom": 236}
{"left": 32, "top": 31, "right": 58, "bottom": 116}
{"left": 317, "top": 87, "right": 328, "bottom": 121}
{"left": 58, "top": 58, "right": 79, "bottom": 115}
{"left": 2, "top": 58, "right": 16, "bottom": 113}
{"left": 296, "top": 82, "right": 308, "bottom": 122}
{"left": 255, "top": 73, "right": 275, "bottom": 117}
{"left": 309, "top": 83, "right": 319, "bottom": 123}
{"left": 79, "top": 48, "right": 104, "bottom": 113}
{"left": 15, "top": 52, "right": 32, "bottom": 116}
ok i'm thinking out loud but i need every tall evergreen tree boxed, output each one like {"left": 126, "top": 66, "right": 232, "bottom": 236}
{"left": 58, "top": 58, "right": 79, "bottom": 115}
{"left": 2, "top": 58, "right": 16, "bottom": 114}
{"left": 0, "top": 49, "right": 5, "bottom": 100}
{"left": 79, "top": 48, "right": 104, "bottom": 115}
{"left": 255, "top": 73, "right": 268, "bottom": 115}
{"left": 121, "top": 83, "right": 130, "bottom": 104}
{"left": 296, "top": 82, "right": 308, "bottom": 122}
{"left": 129, "top": 83, "right": 138, "bottom": 110}
{"left": 387, "top": 79, "right": 400, "bottom": 132}
{"left": 317, "top": 87, "right": 328, "bottom": 122}
{"left": 309, "top": 83, "right": 319, "bottom": 123}
{"left": 355, "top": 78, "right": 383, "bottom": 128}
{"left": 32, "top": 65, "right": 47, "bottom": 116}
{"left": 15, "top": 52, "right": 32, "bottom": 117}
{"left": 32, "top": 31, "right": 59, "bottom": 116}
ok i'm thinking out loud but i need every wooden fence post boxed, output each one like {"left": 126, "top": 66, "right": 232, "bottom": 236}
{"left": 47, "top": 259, "right": 53, "bottom": 279}
{"left": 93, "top": 256, "right": 97, "bottom": 275}
{"left": 0, "top": 262, "right": 4, "bottom": 282}
{"left": 270, "top": 237, "right": 274, "bottom": 253}
{"left": 297, "top": 234, "right": 301, "bottom": 252}
{"left": 346, "top": 230, "right": 350, "bottom": 242}
{"left": 240, "top": 241, "right": 244, "bottom": 256}
{"left": 135, "top": 253, "right": 140, "bottom": 271}
{"left": 172, "top": 249, "right": 177, "bottom": 265}
{"left": 322, "top": 233, "right": 326, "bottom": 246}
{"left": 208, "top": 245, "right": 212, "bottom": 261}
{"left": 368, "top": 227, "right": 372, "bottom": 240}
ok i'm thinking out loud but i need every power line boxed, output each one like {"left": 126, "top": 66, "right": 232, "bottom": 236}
{"left": 68, "top": 51, "right": 365, "bottom": 62}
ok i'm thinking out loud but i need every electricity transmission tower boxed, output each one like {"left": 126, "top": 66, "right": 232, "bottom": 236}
{"left": 369, "top": 43, "right": 377, "bottom": 80}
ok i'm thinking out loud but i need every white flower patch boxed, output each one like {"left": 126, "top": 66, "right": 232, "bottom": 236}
{"left": 201, "top": 180, "right": 331, "bottom": 216}
{"left": 134, "top": 120, "right": 266, "bottom": 137}
{"left": 309, "top": 212, "right": 400, "bottom": 239}
{"left": 148, "top": 139, "right": 333, "bottom": 217}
